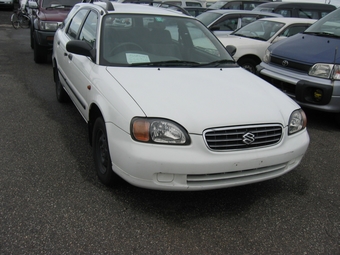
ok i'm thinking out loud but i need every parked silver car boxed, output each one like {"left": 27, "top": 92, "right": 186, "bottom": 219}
{"left": 197, "top": 9, "right": 281, "bottom": 36}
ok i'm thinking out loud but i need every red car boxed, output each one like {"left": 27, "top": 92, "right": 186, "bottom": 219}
{"left": 29, "top": 0, "right": 81, "bottom": 63}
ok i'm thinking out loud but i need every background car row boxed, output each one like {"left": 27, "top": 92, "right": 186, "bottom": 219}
{"left": 4, "top": 0, "right": 340, "bottom": 123}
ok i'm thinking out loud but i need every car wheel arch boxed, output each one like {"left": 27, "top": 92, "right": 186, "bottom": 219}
{"left": 88, "top": 104, "right": 103, "bottom": 146}
{"left": 237, "top": 55, "right": 261, "bottom": 73}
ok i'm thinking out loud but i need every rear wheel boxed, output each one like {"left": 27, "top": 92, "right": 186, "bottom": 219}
{"left": 11, "top": 12, "right": 20, "bottom": 29}
{"left": 93, "top": 117, "right": 116, "bottom": 186}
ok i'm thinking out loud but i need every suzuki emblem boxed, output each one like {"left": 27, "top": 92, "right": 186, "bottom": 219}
{"left": 242, "top": 132, "right": 255, "bottom": 145}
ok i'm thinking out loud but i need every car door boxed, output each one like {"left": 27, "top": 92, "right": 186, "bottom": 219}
{"left": 60, "top": 9, "right": 99, "bottom": 119}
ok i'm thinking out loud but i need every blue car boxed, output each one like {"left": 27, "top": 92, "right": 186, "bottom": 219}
{"left": 257, "top": 8, "right": 340, "bottom": 124}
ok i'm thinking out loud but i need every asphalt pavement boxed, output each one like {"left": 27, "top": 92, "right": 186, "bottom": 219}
{"left": 0, "top": 8, "right": 339, "bottom": 254}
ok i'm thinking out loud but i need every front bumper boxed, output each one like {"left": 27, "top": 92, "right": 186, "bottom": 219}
{"left": 34, "top": 29, "right": 55, "bottom": 50}
{"left": 106, "top": 122, "right": 309, "bottom": 191}
{"left": 257, "top": 62, "right": 340, "bottom": 113}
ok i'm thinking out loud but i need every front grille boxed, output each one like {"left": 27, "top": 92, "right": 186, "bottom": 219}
{"left": 270, "top": 56, "right": 312, "bottom": 72}
{"left": 204, "top": 124, "right": 282, "bottom": 151}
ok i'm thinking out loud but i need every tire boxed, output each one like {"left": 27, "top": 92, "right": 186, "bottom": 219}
{"left": 54, "top": 64, "right": 68, "bottom": 103}
{"left": 92, "top": 117, "right": 116, "bottom": 186}
{"left": 30, "top": 26, "right": 34, "bottom": 49}
{"left": 11, "top": 13, "right": 20, "bottom": 29}
{"left": 238, "top": 58, "right": 258, "bottom": 74}
{"left": 33, "top": 34, "right": 47, "bottom": 63}
{"left": 19, "top": 15, "right": 30, "bottom": 29}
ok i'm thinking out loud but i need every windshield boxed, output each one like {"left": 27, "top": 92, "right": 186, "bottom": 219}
{"left": 232, "top": 19, "right": 284, "bottom": 41}
{"left": 100, "top": 14, "right": 235, "bottom": 67}
{"left": 196, "top": 11, "right": 223, "bottom": 26}
{"left": 304, "top": 8, "right": 340, "bottom": 36}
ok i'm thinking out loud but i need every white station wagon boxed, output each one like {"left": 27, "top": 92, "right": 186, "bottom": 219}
{"left": 218, "top": 17, "right": 316, "bottom": 73}
{"left": 52, "top": 1, "right": 309, "bottom": 190}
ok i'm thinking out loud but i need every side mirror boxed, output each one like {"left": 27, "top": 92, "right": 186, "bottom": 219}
{"left": 28, "top": 1, "right": 38, "bottom": 9}
{"left": 66, "top": 40, "right": 96, "bottom": 62}
{"left": 226, "top": 45, "right": 236, "bottom": 57}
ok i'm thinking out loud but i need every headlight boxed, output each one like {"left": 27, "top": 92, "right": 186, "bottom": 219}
{"left": 263, "top": 49, "right": 271, "bottom": 64}
{"left": 309, "top": 63, "right": 340, "bottom": 80}
{"left": 288, "top": 109, "right": 307, "bottom": 135}
{"left": 131, "top": 117, "right": 190, "bottom": 145}
{"left": 39, "top": 21, "right": 59, "bottom": 31}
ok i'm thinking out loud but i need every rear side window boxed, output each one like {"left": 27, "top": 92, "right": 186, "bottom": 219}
{"left": 164, "top": 1, "right": 181, "bottom": 6}
{"left": 280, "top": 25, "right": 311, "bottom": 37}
{"left": 243, "top": 2, "right": 261, "bottom": 10}
{"left": 298, "top": 10, "right": 318, "bottom": 19}
{"left": 321, "top": 11, "right": 331, "bottom": 18}
{"left": 241, "top": 16, "right": 256, "bottom": 26}
{"left": 276, "top": 9, "right": 292, "bottom": 17}
{"left": 213, "top": 15, "right": 239, "bottom": 31}
{"left": 186, "top": 1, "right": 202, "bottom": 6}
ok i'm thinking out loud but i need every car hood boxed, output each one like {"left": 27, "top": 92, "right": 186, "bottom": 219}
{"left": 217, "top": 34, "right": 266, "bottom": 47}
{"left": 106, "top": 67, "right": 298, "bottom": 133}
{"left": 269, "top": 33, "right": 340, "bottom": 64}
{"left": 38, "top": 7, "right": 72, "bottom": 21}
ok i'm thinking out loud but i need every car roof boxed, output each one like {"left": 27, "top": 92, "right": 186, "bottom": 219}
{"left": 203, "top": 9, "right": 281, "bottom": 15}
{"left": 255, "top": 1, "right": 336, "bottom": 9}
{"left": 91, "top": 1, "right": 191, "bottom": 16}
{"left": 160, "top": 0, "right": 203, "bottom": 3}
{"left": 256, "top": 17, "right": 317, "bottom": 24}
{"left": 213, "top": 0, "right": 270, "bottom": 2}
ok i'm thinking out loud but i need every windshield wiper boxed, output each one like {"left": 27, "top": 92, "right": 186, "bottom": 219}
{"left": 200, "top": 59, "right": 236, "bottom": 67}
{"left": 130, "top": 60, "right": 236, "bottom": 67}
{"left": 232, "top": 33, "right": 266, "bottom": 41}
{"left": 304, "top": 31, "right": 340, "bottom": 38}
{"left": 130, "top": 60, "right": 201, "bottom": 67}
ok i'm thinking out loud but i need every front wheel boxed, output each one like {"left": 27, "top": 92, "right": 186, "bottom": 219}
{"left": 11, "top": 13, "right": 20, "bottom": 29}
{"left": 92, "top": 117, "right": 116, "bottom": 186}
{"left": 54, "top": 64, "right": 68, "bottom": 102}
{"left": 19, "top": 15, "right": 30, "bottom": 29}
{"left": 238, "top": 58, "right": 258, "bottom": 74}
{"left": 33, "top": 35, "right": 47, "bottom": 63}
